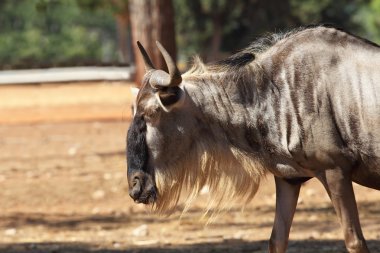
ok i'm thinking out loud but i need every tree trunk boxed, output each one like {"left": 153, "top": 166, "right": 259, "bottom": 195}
{"left": 129, "top": 0, "right": 177, "bottom": 86}
{"left": 208, "top": 14, "right": 222, "bottom": 61}
{"left": 115, "top": 13, "right": 129, "bottom": 64}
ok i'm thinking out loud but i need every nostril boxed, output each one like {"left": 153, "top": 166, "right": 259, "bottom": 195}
{"left": 129, "top": 179, "right": 142, "bottom": 200}
{"left": 132, "top": 176, "right": 141, "bottom": 187}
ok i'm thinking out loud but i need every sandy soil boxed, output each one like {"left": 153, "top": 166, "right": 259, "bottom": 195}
{"left": 0, "top": 82, "right": 379, "bottom": 253}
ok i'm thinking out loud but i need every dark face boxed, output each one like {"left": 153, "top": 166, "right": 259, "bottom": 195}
{"left": 126, "top": 114, "right": 157, "bottom": 204}
{"left": 126, "top": 76, "right": 200, "bottom": 207}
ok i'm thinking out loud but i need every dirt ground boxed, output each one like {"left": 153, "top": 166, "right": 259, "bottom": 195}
{"left": 0, "top": 82, "right": 379, "bottom": 253}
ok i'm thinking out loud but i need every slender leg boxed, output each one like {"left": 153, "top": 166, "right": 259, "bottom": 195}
{"left": 269, "top": 176, "right": 301, "bottom": 253}
{"left": 317, "top": 168, "right": 370, "bottom": 253}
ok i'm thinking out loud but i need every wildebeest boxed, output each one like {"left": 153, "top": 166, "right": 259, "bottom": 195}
{"left": 127, "top": 25, "right": 380, "bottom": 253}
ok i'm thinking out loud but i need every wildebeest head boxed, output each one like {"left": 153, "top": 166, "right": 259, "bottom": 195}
{"left": 127, "top": 42, "right": 264, "bottom": 213}
{"left": 127, "top": 42, "right": 201, "bottom": 211}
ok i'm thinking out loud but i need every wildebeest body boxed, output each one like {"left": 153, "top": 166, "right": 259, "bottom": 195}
{"left": 127, "top": 26, "right": 380, "bottom": 253}
{"left": 253, "top": 28, "right": 380, "bottom": 189}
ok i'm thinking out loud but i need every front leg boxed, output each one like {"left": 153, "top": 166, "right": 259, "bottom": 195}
{"left": 269, "top": 176, "right": 301, "bottom": 253}
{"left": 316, "top": 168, "right": 370, "bottom": 253}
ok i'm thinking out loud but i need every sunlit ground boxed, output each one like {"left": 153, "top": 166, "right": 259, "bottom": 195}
{"left": 0, "top": 82, "right": 379, "bottom": 253}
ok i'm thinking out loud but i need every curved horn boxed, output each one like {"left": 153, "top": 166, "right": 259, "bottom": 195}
{"left": 137, "top": 41, "right": 155, "bottom": 71}
{"left": 156, "top": 41, "right": 182, "bottom": 86}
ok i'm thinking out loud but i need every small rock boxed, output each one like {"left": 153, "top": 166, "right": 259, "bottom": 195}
{"left": 305, "top": 189, "right": 316, "bottom": 197}
{"left": 68, "top": 144, "right": 80, "bottom": 156}
{"left": 4, "top": 228, "right": 17, "bottom": 236}
{"left": 132, "top": 224, "right": 149, "bottom": 237}
{"left": 103, "top": 173, "right": 112, "bottom": 180}
{"left": 92, "top": 190, "right": 105, "bottom": 200}
{"left": 112, "top": 242, "right": 121, "bottom": 248}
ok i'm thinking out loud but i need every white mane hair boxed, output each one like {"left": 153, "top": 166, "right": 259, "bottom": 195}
{"left": 153, "top": 135, "right": 266, "bottom": 217}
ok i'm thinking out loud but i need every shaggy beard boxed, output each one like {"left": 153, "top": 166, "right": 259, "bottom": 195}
{"left": 152, "top": 141, "right": 266, "bottom": 219}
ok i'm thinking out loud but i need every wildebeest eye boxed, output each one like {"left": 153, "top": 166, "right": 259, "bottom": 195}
{"left": 158, "top": 87, "right": 182, "bottom": 106}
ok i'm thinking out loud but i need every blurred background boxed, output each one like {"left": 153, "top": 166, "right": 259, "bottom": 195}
{"left": 0, "top": 0, "right": 379, "bottom": 253}
{"left": 1, "top": 0, "right": 380, "bottom": 74}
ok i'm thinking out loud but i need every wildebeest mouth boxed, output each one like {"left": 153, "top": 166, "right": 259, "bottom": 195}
{"left": 128, "top": 171, "right": 157, "bottom": 204}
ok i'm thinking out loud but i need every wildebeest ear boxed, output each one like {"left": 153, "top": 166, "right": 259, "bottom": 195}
{"left": 130, "top": 87, "right": 140, "bottom": 100}
{"left": 155, "top": 86, "right": 185, "bottom": 112}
